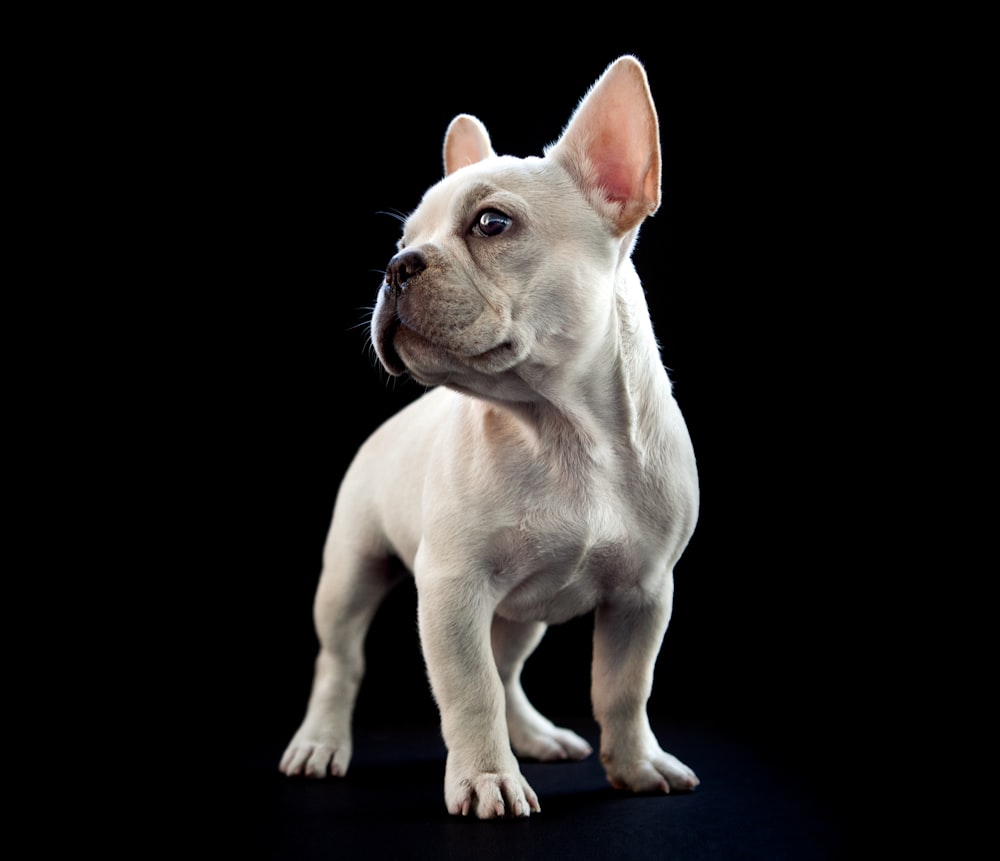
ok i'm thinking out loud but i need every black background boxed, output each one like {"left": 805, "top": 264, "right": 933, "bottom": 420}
{"left": 163, "top": 32, "right": 879, "bottom": 845}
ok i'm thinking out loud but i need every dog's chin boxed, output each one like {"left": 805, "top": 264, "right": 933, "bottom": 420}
{"left": 377, "top": 322, "right": 522, "bottom": 386}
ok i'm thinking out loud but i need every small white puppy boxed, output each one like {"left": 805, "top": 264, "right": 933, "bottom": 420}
{"left": 280, "top": 55, "right": 700, "bottom": 819}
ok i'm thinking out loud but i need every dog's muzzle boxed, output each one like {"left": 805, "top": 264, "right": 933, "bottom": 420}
{"left": 373, "top": 245, "right": 517, "bottom": 381}
{"left": 372, "top": 249, "right": 428, "bottom": 377}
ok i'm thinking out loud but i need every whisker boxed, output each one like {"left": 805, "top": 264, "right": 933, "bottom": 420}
{"left": 375, "top": 209, "right": 408, "bottom": 224}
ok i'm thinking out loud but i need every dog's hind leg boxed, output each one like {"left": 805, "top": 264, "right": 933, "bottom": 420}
{"left": 491, "top": 616, "right": 593, "bottom": 761}
{"left": 279, "top": 537, "right": 403, "bottom": 779}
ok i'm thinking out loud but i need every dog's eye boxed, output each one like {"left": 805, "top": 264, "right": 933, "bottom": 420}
{"left": 475, "top": 210, "right": 512, "bottom": 237}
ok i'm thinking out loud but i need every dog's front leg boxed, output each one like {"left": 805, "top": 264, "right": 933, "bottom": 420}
{"left": 417, "top": 570, "right": 541, "bottom": 819}
{"left": 591, "top": 571, "right": 699, "bottom": 794}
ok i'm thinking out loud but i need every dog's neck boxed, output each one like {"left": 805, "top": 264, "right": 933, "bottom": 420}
{"left": 474, "top": 251, "right": 673, "bottom": 472}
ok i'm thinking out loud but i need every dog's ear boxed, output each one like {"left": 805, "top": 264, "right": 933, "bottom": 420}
{"left": 443, "top": 114, "right": 496, "bottom": 176}
{"left": 547, "top": 55, "right": 661, "bottom": 235}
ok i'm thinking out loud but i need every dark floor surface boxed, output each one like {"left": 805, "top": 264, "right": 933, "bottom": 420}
{"left": 230, "top": 718, "right": 857, "bottom": 860}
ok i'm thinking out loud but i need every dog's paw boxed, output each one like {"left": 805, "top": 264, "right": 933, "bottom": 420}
{"left": 509, "top": 719, "right": 593, "bottom": 762}
{"left": 601, "top": 747, "right": 699, "bottom": 794}
{"left": 279, "top": 729, "right": 352, "bottom": 779}
{"left": 445, "top": 761, "right": 541, "bottom": 819}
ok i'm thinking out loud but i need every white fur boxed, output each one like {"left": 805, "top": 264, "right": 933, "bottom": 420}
{"left": 280, "top": 56, "right": 700, "bottom": 819}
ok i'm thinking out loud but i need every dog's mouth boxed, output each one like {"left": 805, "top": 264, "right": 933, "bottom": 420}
{"left": 374, "top": 306, "right": 518, "bottom": 382}
{"left": 375, "top": 315, "right": 407, "bottom": 377}
{"left": 471, "top": 338, "right": 517, "bottom": 365}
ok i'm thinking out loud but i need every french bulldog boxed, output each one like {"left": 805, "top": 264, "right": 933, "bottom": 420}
{"left": 279, "top": 55, "right": 700, "bottom": 819}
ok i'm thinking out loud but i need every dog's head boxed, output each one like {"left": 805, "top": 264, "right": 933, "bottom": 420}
{"left": 371, "top": 56, "right": 661, "bottom": 402}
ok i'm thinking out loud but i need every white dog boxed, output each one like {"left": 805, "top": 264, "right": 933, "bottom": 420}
{"left": 280, "top": 55, "right": 700, "bottom": 819}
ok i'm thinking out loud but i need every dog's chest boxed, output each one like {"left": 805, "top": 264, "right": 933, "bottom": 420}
{"left": 452, "top": 412, "right": 688, "bottom": 625}
{"left": 489, "top": 505, "right": 651, "bottom": 624}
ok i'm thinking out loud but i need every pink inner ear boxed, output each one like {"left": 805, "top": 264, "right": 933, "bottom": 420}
{"left": 446, "top": 137, "right": 481, "bottom": 173}
{"left": 587, "top": 116, "right": 656, "bottom": 209}
{"left": 550, "top": 58, "right": 661, "bottom": 229}
{"left": 599, "top": 159, "right": 639, "bottom": 204}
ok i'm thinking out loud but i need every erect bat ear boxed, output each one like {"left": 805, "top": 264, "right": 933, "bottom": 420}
{"left": 546, "top": 55, "right": 661, "bottom": 235}
{"left": 443, "top": 114, "right": 496, "bottom": 177}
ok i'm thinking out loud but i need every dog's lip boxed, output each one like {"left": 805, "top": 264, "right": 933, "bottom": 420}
{"left": 382, "top": 335, "right": 407, "bottom": 376}
{"left": 385, "top": 318, "right": 519, "bottom": 377}
{"left": 399, "top": 324, "right": 516, "bottom": 364}
{"left": 412, "top": 328, "right": 518, "bottom": 367}
{"left": 375, "top": 285, "right": 519, "bottom": 377}
{"left": 469, "top": 339, "right": 516, "bottom": 364}
{"left": 373, "top": 312, "right": 407, "bottom": 376}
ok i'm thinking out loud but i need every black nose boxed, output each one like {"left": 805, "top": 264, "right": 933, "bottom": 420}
{"left": 385, "top": 249, "right": 427, "bottom": 294}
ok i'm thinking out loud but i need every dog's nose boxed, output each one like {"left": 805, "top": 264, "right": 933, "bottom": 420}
{"left": 385, "top": 249, "right": 427, "bottom": 294}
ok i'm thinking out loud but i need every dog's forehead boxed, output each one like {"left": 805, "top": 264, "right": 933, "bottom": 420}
{"left": 403, "top": 155, "right": 554, "bottom": 238}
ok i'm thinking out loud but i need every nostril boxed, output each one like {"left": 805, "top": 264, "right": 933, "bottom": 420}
{"left": 386, "top": 248, "right": 427, "bottom": 292}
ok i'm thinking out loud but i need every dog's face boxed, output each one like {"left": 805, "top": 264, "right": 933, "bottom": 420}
{"left": 372, "top": 156, "right": 617, "bottom": 401}
{"left": 372, "top": 60, "right": 661, "bottom": 404}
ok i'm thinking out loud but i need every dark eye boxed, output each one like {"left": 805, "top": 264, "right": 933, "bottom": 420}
{"left": 475, "top": 210, "right": 512, "bottom": 237}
